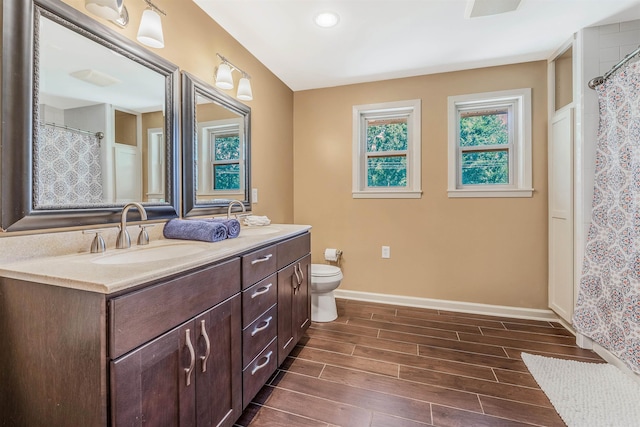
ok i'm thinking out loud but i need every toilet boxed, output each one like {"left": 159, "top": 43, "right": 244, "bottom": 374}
{"left": 310, "top": 264, "right": 343, "bottom": 322}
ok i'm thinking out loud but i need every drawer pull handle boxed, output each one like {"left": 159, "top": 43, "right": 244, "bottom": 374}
{"left": 185, "top": 329, "right": 195, "bottom": 387}
{"left": 251, "top": 350, "right": 273, "bottom": 375}
{"left": 251, "top": 254, "right": 273, "bottom": 265}
{"left": 298, "top": 262, "right": 304, "bottom": 283}
{"left": 251, "top": 283, "right": 273, "bottom": 299}
{"left": 251, "top": 316, "right": 273, "bottom": 336}
{"left": 200, "top": 319, "right": 211, "bottom": 373}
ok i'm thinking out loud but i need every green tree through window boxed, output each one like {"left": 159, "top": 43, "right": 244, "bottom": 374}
{"left": 366, "top": 120, "right": 408, "bottom": 187}
{"left": 213, "top": 134, "right": 241, "bottom": 190}
{"left": 459, "top": 112, "right": 509, "bottom": 185}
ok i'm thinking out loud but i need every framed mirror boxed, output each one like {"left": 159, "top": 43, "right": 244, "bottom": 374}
{"left": 0, "top": 0, "right": 179, "bottom": 231}
{"left": 182, "top": 71, "right": 251, "bottom": 217}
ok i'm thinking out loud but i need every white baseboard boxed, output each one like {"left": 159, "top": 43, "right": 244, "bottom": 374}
{"left": 334, "top": 289, "right": 559, "bottom": 322}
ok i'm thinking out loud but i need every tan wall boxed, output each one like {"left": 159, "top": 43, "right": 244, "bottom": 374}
{"left": 293, "top": 61, "right": 548, "bottom": 309}
{"left": 61, "top": 0, "right": 294, "bottom": 223}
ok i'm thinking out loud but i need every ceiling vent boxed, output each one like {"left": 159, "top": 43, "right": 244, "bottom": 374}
{"left": 69, "top": 69, "right": 121, "bottom": 87}
{"left": 465, "top": 0, "right": 522, "bottom": 18}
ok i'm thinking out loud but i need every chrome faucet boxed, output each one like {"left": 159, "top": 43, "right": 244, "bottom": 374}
{"left": 116, "top": 202, "right": 148, "bottom": 249}
{"left": 227, "top": 200, "right": 246, "bottom": 219}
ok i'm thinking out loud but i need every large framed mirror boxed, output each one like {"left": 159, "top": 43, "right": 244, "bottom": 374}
{"left": 182, "top": 71, "right": 251, "bottom": 217}
{"left": 0, "top": 0, "right": 179, "bottom": 231}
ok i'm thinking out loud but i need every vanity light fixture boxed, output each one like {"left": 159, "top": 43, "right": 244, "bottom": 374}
{"left": 136, "top": 0, "right": 166, "bottom": 49}
{"left": 214, "top": 54, "right": 253, "bottom": 101}
{"left": 85, "top": 0, "right": 129, "bottom": 27}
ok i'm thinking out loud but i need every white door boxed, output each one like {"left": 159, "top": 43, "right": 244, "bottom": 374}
{"left": 548, "top": 107, "right": 574, "bottom": 322}
{"left": 114, "top": 143, "right": 141, "bottom": 203}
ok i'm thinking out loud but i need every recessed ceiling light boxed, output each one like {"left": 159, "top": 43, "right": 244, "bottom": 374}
{"left": 314, "top": 11, "right": 340, "bottom": 28}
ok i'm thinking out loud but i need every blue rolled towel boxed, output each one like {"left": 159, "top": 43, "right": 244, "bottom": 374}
{"left": 207, "top": 218, "right": 241, "bottom": 238}
{"left": 163, "top": 219, "right": 228, "bottom": 243}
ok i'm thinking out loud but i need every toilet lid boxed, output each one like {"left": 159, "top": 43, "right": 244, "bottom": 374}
{"left": 311, "top": 264, "right": 341, "bottom": 277}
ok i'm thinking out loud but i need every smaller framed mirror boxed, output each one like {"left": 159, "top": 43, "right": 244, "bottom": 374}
{"left": 182, "top": 71, "right": 251, "bottom": 217}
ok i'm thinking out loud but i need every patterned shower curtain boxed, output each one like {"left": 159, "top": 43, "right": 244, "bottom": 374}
{"left": 34, "top": 124, "right": 104, "bottom": 207}
{"left": 573, "top": 60, "right": 640, "bottom": 374}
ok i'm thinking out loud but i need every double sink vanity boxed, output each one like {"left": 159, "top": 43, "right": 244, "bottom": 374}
{"left": 0, "top": 224, "right": 311, "bottom": 426}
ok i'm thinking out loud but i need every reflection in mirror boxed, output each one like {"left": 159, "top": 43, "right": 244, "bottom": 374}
{"left": 0, "top": 0, "right": 179, "bottom": 231}
{"left": 182, "top": 72, "right": 251, "bottom": 217}
{"left": 36, "top": 14, "right": 166, "bottom": 207}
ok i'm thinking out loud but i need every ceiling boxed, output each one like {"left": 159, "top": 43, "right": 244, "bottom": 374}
{"left": 193, "top": 0, "right": 640, "bottom": 91}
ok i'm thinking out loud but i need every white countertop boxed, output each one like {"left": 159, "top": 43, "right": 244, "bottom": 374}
{"left": 0, "top": 224, "right": 311, "bottom": 294}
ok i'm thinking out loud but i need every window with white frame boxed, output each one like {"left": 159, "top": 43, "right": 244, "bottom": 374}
{"left": 196, "top": 118, "right": 244, "bottom": 199}
{"left": 352, "top": 100, "right": 421, "bottom": 198}
{"left": 447, "top": 88, "right": 532, "bottom": 198}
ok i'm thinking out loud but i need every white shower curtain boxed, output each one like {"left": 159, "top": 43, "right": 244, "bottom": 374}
{"left": 35, "top": 124, "right": 104, "bottom": 207}
{"left": 573, "top": 60, "right": 640, "bottom": 374}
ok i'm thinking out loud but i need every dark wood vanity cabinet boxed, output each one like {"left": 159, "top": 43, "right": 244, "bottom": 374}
{"left": 277, "top": 234, "right": 312, "bottom": 365}
{"left": 0, "top": 231, "right": 311, "bottom": 427}
{"left": 109, "top": 258, "right": 242, "bottom": 427}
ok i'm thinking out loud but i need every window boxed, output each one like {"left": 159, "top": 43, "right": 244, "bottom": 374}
{"left": 196, "top": 118, "right": 245, "bottom": 198}
{"left": 353, "top": 100, "right": 421, "bottom": 198}
{"left": 447, "top": 88, "right": 532, "bottom": 198}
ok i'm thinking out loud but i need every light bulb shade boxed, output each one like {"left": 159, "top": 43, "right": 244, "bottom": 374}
{"left": 237, "top": 77, "right": 253, "bottom": 101}
{"left": 215, "top": 64, "right": 234, "bottom": 90}
{"left": 137, "top": 9, "right": 164, "bottom": 49}
{"left": 85, "top": 0, "right": 123, "bottom": 21}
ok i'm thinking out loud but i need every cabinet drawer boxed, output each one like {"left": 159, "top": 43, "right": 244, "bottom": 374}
{"left": 276, "top": 233, "right": 310, "bottom": 269}
{"left": 242, "top": 305, "right": 277, "bottom": 368}
{"left": 242, "top": 245, "right": 277, "bottom": 289}
{"left": 242, "top": 273, "right": 277, "bottom": 327}
{"left": 109, "top": 258, "right": 241, "bottom": 359}
{"left": 243, "top": 338, "right": 277, "bottom": 408}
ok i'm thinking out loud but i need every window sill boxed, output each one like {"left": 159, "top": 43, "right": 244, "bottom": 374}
{"left": 353, "top": 190, "right": 422, "bottom": 199}
{"left": 447, "top": 188, "right": 534, "bottom": 198}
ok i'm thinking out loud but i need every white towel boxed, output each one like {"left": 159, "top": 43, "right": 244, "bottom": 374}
{"left": 243, "top": 215, "right": 271, "bottom": 226}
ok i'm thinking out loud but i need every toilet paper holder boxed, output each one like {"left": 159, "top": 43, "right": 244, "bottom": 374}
{"left": 324, "top": 248, "right": 343, "bottom": 266}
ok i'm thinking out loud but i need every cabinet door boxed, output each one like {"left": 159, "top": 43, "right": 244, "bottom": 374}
{"left": 277, "top": 254, "right": 311, "bottom": 366}
{"left": 195, "top": 295, "right": 242, "bottom": 427}
{"left": 111, "top": 322, "right": 196, "bottom": 427}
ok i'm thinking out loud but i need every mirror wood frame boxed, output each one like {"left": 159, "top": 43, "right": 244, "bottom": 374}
{"left": 181, "top": 71, "right": 251, "bottom": 217}
{"left": 0, "top": 0, "right": 180, "bottom": 232}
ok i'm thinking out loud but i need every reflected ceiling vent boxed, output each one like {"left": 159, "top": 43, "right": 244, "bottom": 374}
{"left": 465, "top": 0, "right": 522, "bottom": 18}
{"left": 70, "top": 69, "right": 121, "bottom": 87}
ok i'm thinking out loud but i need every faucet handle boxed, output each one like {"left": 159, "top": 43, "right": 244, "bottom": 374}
{"left": 83, "top": 229, "right": 106, "bottom": 253}
{"left": 137, "top": 224, "right": 155, "bottom": 246}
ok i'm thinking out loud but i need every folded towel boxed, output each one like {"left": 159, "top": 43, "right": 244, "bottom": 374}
{"left": 163, "top": 219, "right": 228, "bottom": 243}
{"left": 243, "top": 215, "right": 271, "bottom": 227}
{"left": 206, "top": 218, "right": 241, "bottom": 239}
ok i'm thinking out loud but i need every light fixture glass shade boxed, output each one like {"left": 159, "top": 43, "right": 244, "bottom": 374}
{"left": 215, "top": 64, "right": 234, "bottom": 90}
{"left": 85, "top": 0, "right": 123, "bottom": 21}
{"left": 237, "top": 77, "right": 253, "bottom": 101}
{"left": 137, "top": 9, "right": 164, "bottom": 49}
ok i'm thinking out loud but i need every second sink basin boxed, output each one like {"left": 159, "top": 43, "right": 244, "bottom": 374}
{"left": 239, "top": 226, "right": 281, "bottom": 237}
{"left": 92, "top": 243, "right": 215, "bottom": 265}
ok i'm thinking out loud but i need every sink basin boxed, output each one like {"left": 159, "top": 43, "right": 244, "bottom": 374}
{"left": 239, "top": 227, "right": 281, "bottom": 236}
{"left": 92, "top": 243, "right": 213, "bottom": 265}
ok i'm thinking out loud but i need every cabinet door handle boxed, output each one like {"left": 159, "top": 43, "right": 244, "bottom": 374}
{"left": 251, "top": 316, "right": 273, "bottom": 337}
{"left": 185, "top": 329, "right": 195, "bottom": 387}
{"left": 298, "top": 262, "right": 304, "bottom": 283}
{"left": 251, "top": 254, "right": 273, "bottom": 265}
{"left": 251, "top": 350, "right": 273, "bottom": 375}
{"left": 293, "top": 264, "right": 301, "bottom": 290}
{"left": 251, "top": 282, "right": 273, "bottom": 299}
{"left": 200, "top": 319, "right": 211, "bottom": 373}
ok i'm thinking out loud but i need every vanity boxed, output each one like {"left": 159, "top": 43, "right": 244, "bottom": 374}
{"left": 0, "top": 225, "right": 311, "bottom": 426}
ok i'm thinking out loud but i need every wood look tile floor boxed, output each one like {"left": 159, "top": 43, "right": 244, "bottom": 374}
{"left": 235, "top": 299, "right": 604, "bottom": 427}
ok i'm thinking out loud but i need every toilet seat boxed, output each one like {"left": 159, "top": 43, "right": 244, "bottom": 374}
{"left": 311, "top": 264, "right": 341, "bottom": 277}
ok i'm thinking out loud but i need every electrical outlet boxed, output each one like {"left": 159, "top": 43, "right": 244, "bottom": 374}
{"left": 252, "top": 188, "right": 258, "bottom": 203}
{"left": 382, "top": 246, "right": 390, "bottom": 259}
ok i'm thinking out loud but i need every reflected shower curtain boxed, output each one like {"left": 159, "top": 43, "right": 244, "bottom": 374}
{"left": 34, "top": 124, "right": 104, "bottom": 207}
{"left": 573, "top": 60, "right": 640, "bottom": 373}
